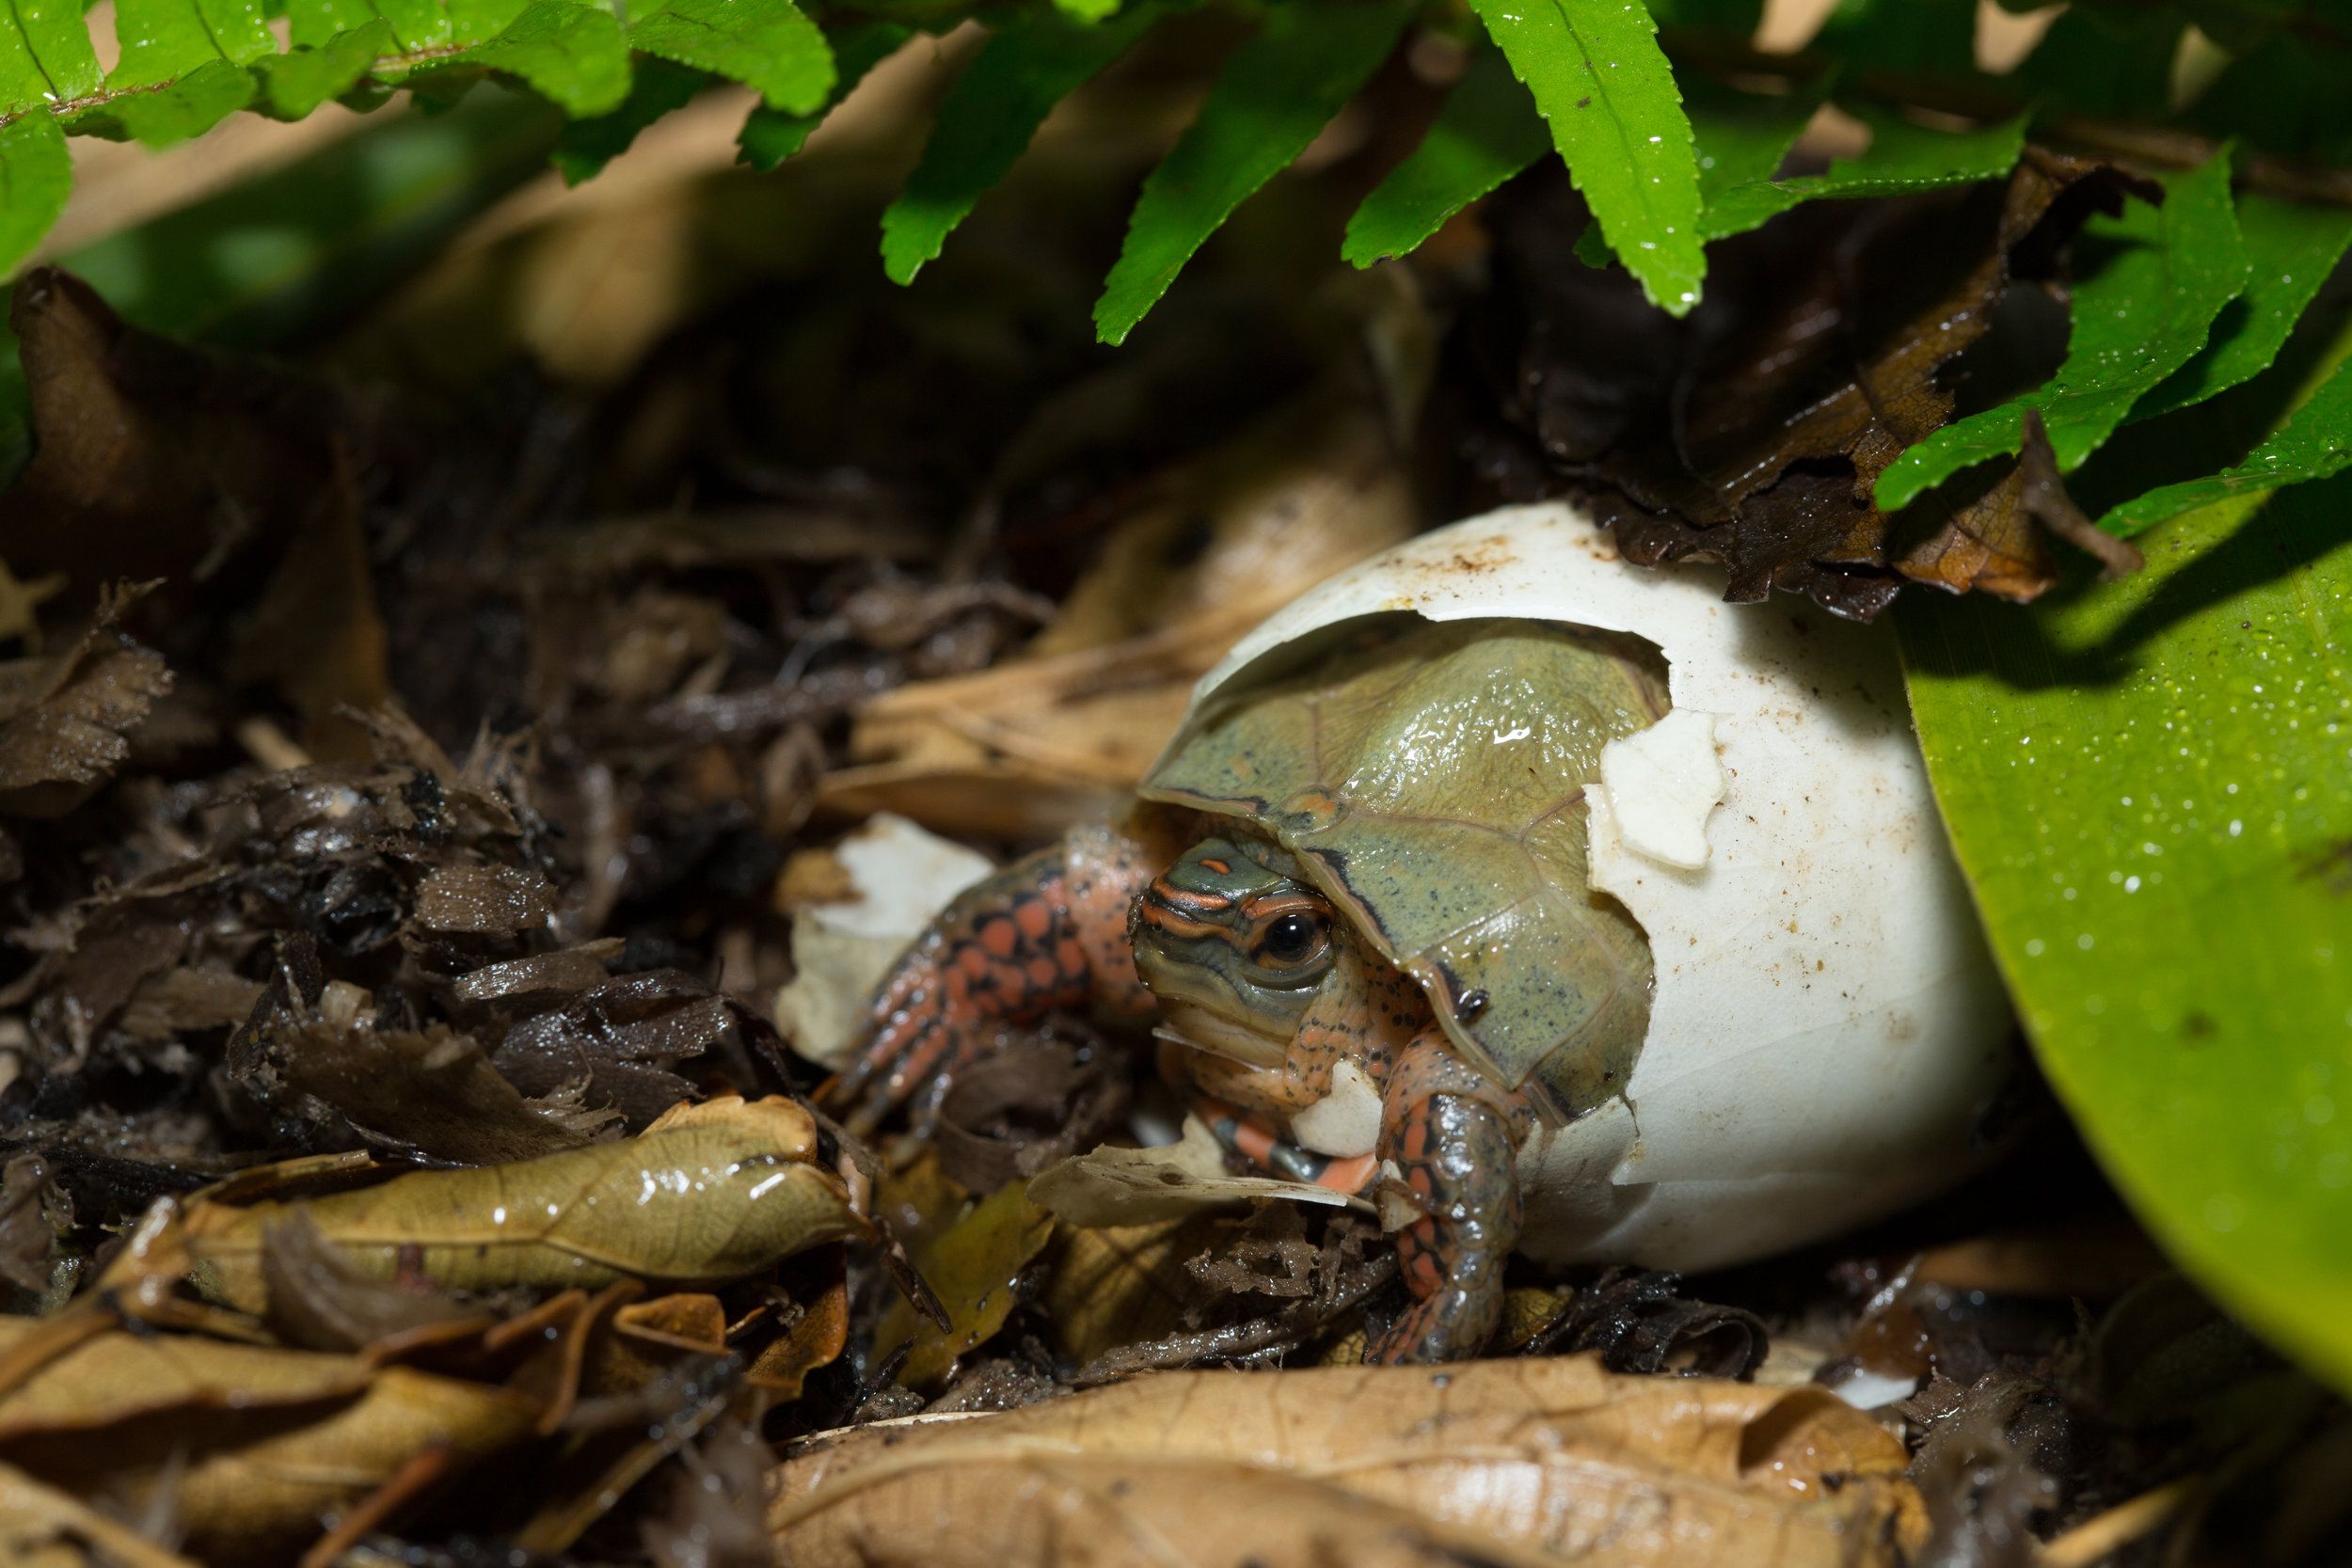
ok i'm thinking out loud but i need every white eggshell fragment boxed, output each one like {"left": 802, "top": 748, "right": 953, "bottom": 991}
{"left": 1289, "top": 1058, "right": 1384, "bottom": 1158}
{"left": 1196, "top": 503, "right": 2015, "bottom": 1272}
{"left": 775, "top": 814, "right": 994, "bottom": 1069}
{"left": 1597, "top": 707, "right": 1725, "bottom": 870}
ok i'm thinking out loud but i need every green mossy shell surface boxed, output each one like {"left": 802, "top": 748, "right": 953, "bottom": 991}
{"left": 1139, "top": 616, "right": 1666, "bottom": 1117}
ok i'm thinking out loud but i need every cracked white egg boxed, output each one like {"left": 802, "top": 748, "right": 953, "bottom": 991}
{"left": 1180, "top": 501, "right": 2017, "bottom": 1271}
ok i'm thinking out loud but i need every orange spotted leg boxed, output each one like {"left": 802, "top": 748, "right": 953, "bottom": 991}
{"left": 1368, "top": 1031, "right": 1532, "bottom": 1365}
{"left": 826, "top": 822, "right": 1160, "bottom": 1139}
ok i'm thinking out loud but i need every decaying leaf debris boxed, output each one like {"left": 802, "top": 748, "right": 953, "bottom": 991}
{"left": 0, "top": 105, "right": 2344, "bottom": 1568}
{"left": 1456, "top": 151, "right": 2157, "bottom": 617}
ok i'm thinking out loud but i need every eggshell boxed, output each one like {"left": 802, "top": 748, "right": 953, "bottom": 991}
{"left": 1193, "top": 503, "right": 2015, "bottom": 1271}
{"left": 775, "top": 814, "right": 994, "bottom": 1069}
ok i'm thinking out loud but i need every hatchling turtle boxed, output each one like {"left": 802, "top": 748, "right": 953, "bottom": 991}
{"left": 829, "top": 506, "right": 2012, "bottom": 1365}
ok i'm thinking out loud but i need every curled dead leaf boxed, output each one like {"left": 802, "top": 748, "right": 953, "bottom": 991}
{"left": 106, "top": 1096, "right": 866, "bottom": 1312}
{"left": 771, "top": 1357, "right": 1927, "bottom": 1568}
{"left": 0, "top": 583, "right": 172, "bottom": 818}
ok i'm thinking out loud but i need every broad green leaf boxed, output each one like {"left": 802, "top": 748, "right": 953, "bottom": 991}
{"left": 1468, "top": 0, "right": 1705, "bottom": 314}
{"left": 882, "top": 6, "right": 1157, "bottom": 285}
{"left": 1053, "top": 0, "right": 1121, "bottom": 21}
{"left": 196, "top": 0, "right": 278, "bottom": 62}
{"left": 448, "top": 0, "right": 631, "bottom": 118}
{"left": 364, "top": 0, "right": 458, "bottom": 54}
{"left": 737, "top": 19, "right": 905, "bottom": 170}
{"left": 285, "top": 0, "right": 389, "bottom": 49}
{"left": 552, "top": 56, "right": 707, "bottom": 182}
{"left": 2013, "top": 3, "right": 2182, "bottom": 119}
{"left": 0, "top": 114, "right": 69, "bottom": 277}
{"left": 0, "top": 13, "right": 56, "bottom": 113}
{"left": 444, "top": 0, "right": 536, "bottom": 43}
{"left": 2136, "top": 195, "right": 2352, "bottom": 420}
{"left": 253, "top": 19, "right": 397, "bottom": 118}
{"left": 6, "top": 0, "right": 105, "bottom": 109}
{"left": 1688, "top": 74, "right": 1821, "bottom": 200}
{"left": 1572, "top": 72, "right": 1818, "bottom": 266}
{"left": 100, "top": 55, "right": 257, "bottom": 143}
{"left": 628, "top": 0, "right": 832, "bottom": 114}
{"left": 108, "top": 0, "right": 234, "bottom": 88}
{"left": 2103, "top": 355, "right": 2352, "bottom": 535}
{"left": 1699, "top": 106, "right": 2024, "bottom": 242}
{"left": 1343, "top": 44, "right": 1547, "bottom": 268}
{"left": 1876, "top": 152, "right": 2249, "bottom": 512}
{"left": 1093, "top": 0, "right": 1411, "bottom": 345}
{"left": 1900, "top": 421, "right": 2352, "bottom": 1397}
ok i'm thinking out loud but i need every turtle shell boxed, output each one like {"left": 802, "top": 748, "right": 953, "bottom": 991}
{"left": 1137, "top": 614, "right": 1668, "bottom": 1118}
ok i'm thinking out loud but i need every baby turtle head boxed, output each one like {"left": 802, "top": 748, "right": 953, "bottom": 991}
{"left": 1129, "top": 837, "right": 1337, "bottom": 1068}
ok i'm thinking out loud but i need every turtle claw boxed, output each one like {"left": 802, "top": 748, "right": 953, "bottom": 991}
{"left": 1369, "top": 1080, "right": 1524, "bottom": 1365}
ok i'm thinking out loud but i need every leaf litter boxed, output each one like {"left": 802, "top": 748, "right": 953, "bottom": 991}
{"left": 1449, "top": 149, "right": 2159, "bottom": 618}
{"left": 0, "top": 99, "right": 2343, "bottom": 1568}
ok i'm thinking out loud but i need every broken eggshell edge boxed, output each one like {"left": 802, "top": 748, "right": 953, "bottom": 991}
{"left": 1191, "top": 502, "right": 2016, "bottom": 1272}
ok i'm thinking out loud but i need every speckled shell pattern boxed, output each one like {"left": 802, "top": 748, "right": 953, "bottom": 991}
{"left": 1137, "top": 615, "right": 1670, "bottom": 1120}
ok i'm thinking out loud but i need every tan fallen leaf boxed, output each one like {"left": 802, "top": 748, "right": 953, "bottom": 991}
{"left": 15, "top": 1364, "right": 541, "bottom": 1565}
{"left": 103, "top": 1096, "right": 866, "bottom": 1313}
{"left": 770, "top": 1357, "right": 1927, "bottom": 1568}
{"left": 0, "top": 1316, "right": 372, "bottom": 1440}
{"left": 0, "top": 1315, "right": 543, "bottom": 1566}
{"left": 0, "top": 1459, "right": 202, "bottom": 1568}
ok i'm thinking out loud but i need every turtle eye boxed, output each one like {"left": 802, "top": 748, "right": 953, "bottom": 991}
{"left": 1255, "top": 911, "right": 1328, "bottom": 968}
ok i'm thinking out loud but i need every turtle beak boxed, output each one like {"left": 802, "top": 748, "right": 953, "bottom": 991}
{"left": 1134, "top": 947, "right": 1291, "bottom": 1069}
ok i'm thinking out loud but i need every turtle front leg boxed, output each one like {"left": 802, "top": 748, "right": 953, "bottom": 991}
{"left": 828, "top": 821, "right": 1160, "bottom": 1138}
{"left": 1367, "top": 1033, "right": 1534, "bottom": 1365}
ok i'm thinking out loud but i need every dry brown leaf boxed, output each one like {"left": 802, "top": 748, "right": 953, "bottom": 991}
{"left": 0, "top": 1157, "right": 67, "bottom": 1300}
{"left": 230, "top": 952, "right": 600, "bottom": 1167}
{"left": 0, "top": 1459, "right": 203, "bottom": 1568}
{"left": 817, "top": 393, "right": 1415, "bottom": 838}
{"left": 411, "top": 860, "right": 559, "bottom": 938}
{"left": 747, "top": 1257, "right": 852, "bottom": 1398}
{"left": 18, "top": 1364, "right": 541, "bottom": 1565}
{"left": 0, "top": 582, "right": 172, "bottom": 818}
{"left": 0, "top": 1316, "right": 372, "bottom": 1440}
{"left": 771, "top": 1357, "right": 1926, "bottom": 1568}
{"left": 0, "top": 272, "right": 404, "bottom": 748}
{"left": 106, "top": 1096, "right": 865, "bottom": 1312}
